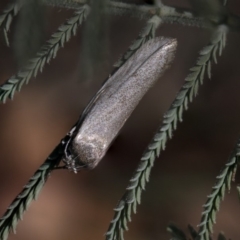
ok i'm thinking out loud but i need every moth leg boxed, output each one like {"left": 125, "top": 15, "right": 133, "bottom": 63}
{"left": 54, "top": 165, "right": 67, "bottom": 170}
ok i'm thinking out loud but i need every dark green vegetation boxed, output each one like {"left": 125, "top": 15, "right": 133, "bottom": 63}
{"left": 0, "top": 1, "right": 239, "bottom": 240}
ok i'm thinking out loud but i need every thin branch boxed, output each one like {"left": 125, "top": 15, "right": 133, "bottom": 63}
{"left": 44, "top": 0, "right": 205, "bottom": 27}
{"left": 100, "top": 1, "right": 203, "bottom": 28}
{"left": 45, "top": 0, "right": 240, "bottom": 31}
{"left": 0, "top": 137, "right": 69, "bottom": 240}
{"left": 0, "top": 5, "right": 90, "bottom": 104}
{"left": 43, "top": 0, "right": 87, "bottom": 9}
{"left": 197, "top": 140, "right": 240, "bottom": 240}
{"left": 0, "top": 1, "right": 22, "bottom": 46}
{"left": 106, "top": 1, "right": 154, "bottom": 19}
{"left": 105, "top": 25, "right": 228, "bottom": 240}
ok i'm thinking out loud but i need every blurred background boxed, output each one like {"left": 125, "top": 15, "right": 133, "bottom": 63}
{"left": 0, "top": 0, "right": 240, "bottom": 239}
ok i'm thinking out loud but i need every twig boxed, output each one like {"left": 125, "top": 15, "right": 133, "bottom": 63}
{"left": 0, "top": 5, "right": 90, "bottom": 103}
{"left": 43, "top": 0, "right": 87, "bottom": 9}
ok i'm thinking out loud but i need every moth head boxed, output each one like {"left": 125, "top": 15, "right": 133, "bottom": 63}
{"left": 63, "top": 134, "right": 107, "bottom": 172}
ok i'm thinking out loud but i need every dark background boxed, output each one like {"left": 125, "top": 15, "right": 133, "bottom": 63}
{"left": 0, "top": 0, "right": 240, "bottom": 239}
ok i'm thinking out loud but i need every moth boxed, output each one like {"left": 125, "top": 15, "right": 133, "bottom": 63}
{"left": 63, "top": 37, "right": 177, "bottom": 173}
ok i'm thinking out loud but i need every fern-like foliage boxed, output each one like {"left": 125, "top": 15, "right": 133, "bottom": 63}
{"left": 114, "top": 15, "right": 162, "bottom": 69}
{"left": 0, "top": 138, "right": 67, "bottom": 240}
{"left": 0, "top": 4, "right": 89, "bottom": 104}
{"left": 0, "top": 2, "right": 22, "bottom": 46}
{"left": 197, "top": 139, "right": 240, "bottom": 240}
{"left": 105, "top": 25, "right": 227, "bottom": 240}
{"left": 167, "top": 223, "right": 229, "bottom": 240}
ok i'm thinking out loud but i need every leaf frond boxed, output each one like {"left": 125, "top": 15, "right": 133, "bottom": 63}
{"left": 0, "top": 1, "right": 22, "bottom": 46}
{"left": 197, "top": 138, "right": 240, "bottom": 240}
{"left": 0, "top": 5, "right": 90, "bottom": 104}
{"left": 0, "top": 142, "right": 64, "bottom": 240}
{"left": 105, "top": 25, "right": 227, "bottom": 240}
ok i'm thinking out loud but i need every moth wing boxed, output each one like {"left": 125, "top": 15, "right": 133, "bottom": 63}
{"left": 73, "top": 37, "right": 175, "bottom": 131}
{"left": 74, "top": 85, "right": 108, "bottom": 129}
